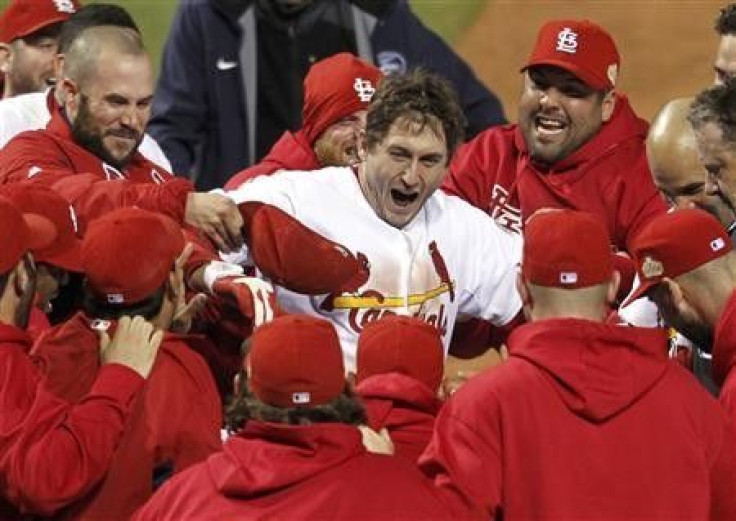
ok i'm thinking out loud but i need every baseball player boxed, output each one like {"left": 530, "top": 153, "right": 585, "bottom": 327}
{"left": 0, "top": 196, "right": 163, "bottom": 519}
{"left": 421, "top": 209, "right": 736, "bottom": 520}
{"left": 0, "top": 0, "right": 78, "bottom": 99}
{"left": 714, "top": 4, "right": 736, "bottom": 85}
{"left": 0, "top": 3, "right": 171, "bottom": 169}
{"left": 443, "top": 19, "right": 666, "bottom": 252}
{"left": 0, "top": 25, "right": 242, "bottom": 253}
{"left": 30, "top": 207, "right": 222, "bottom": 520}
{"left": 134, "top": 315, "right": 470, "bottom": 520}
{"left": 355, "top": 315, "right": 444, "bottom": 463}
{"left": 225, "top": 52, "right": 383, "bottom": 188}
{"left": 625, "top": 209, "right": 736, "bottom": 446}
{"left": 204, "top": 69, "right": 523, "bottom": 371}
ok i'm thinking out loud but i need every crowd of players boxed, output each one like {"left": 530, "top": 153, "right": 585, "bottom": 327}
{"left": 2, "top": 0, "right": 736, "bottom": 519}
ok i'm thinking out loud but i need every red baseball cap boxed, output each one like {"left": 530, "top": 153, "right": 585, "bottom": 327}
{"left": 0, "top": 0, "right": 79, "bottom": 43}
{"left": 356, "top": 315, "right": 444, "bottom": 392}
{"left": 523, "top": 19, "right": 620, "bottom": 90}
{"left": 623, "top": 209, "right": 732, "bottom": 306}
{"left": 248, "top": 314, "right": 345, "bottom": 408}
{"left": 239, "top": 202, "right": 370, "bottom": 296}
{"left": 0, "top": 195, "right": 56, "bottom": 274}
{"left": 522, "top": 209, "right": 613, "bottom": 288}
{"left": 302, "top": 52, "right": 383, "bottom": 144}
{"left": 0, "top": 184, "right": 82, "bottom": 272}
{"left": 81, "top": 207, "right": 185, "bottom": 305}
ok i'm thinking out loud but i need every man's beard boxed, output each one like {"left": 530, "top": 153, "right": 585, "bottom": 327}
{"left": 71, "top": 96, "right": 142, "bottom": 170}
{"left": 314, "top": 136, "right": 359, "bottom": 167}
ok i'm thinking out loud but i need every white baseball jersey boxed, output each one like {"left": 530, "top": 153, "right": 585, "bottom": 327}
{"left": 0, "top": 90, "right": 173, "bottom": 171}
{"left": 224, "top": 166, "right": 522, "bottom": 371}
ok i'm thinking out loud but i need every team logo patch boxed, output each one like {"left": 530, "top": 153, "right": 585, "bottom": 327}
{"left": 353, "top": 78, "right": 375, "bottom": 103}
{"left": 106, "top": 293, "right": 125, "bottom": 304}
{"left": 53, "top": 0, "right": 77, "bottom": 14}
{"left": 641, "top": 256, "right": 664, "bottom": 279}
{"left": 377, "top": 51, "right": 407, "bottom": 75}
{"left": 292, "top": 392, "right": 311, "bottom": 405}
{"left": 559, "top": 271, "right": 578, "bottom": 285}
{"left": 711, "top": 237, "right": 726, "bottom": 252}
{"left": 556, "top": 27, "right": 578, "bottom": 54}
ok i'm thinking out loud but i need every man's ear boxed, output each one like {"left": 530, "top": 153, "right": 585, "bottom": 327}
{"left": 0, "top": 43, "right": 12, "bottom": 74}
{"left": 606, "top": 269, "right": 621, "bottom": 306}
{"left": 58, "top": 77, "right": 80, "bottom": 116}
{"left": 356, "top": 129, "right": 367, "bottom": 162}
{"left": 601, "top": 89, "right": 616, "bottom": 123}
{"left": 165, "top": 270, "right": 179, "bottom": 301}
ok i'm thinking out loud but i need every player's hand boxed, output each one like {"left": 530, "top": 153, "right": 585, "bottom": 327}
{"left": 358, "top": 426, "right": 394, "bottom": 455}
{"left": 185, "top": 192, "right": 243, "bottom": 253}
{"left": 98, "top": 316, "right": 163, "bottom": 378}
{"left": 649, "top": 278, "right": 713, "bottom": 346}
{"left": 170, "top": 243, "right": 208, "bottom": 334}
{"left": 211, "top": 276, "right": 277, "bottom": 328}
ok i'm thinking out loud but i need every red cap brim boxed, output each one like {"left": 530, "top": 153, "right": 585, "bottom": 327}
{"left": 39, "top": 240, "right": 83, "bottom": 272}
{"left": 522, "top": 60, "right": 610, "bottom": 91}
{"left": 23, "top": 214, "right": 57, "bottom": 252}
{"left": 620, "top": 278, "right": 660, "bottom": 308}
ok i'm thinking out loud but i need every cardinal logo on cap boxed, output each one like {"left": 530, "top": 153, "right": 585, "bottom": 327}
{"left": 556, "top": 27, "right": 578, "bottom": 54}
{"left": 353, "top": 78, "right": 375, "bottom": 103}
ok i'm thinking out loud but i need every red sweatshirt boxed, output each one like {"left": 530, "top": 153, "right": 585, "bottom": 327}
{"left": 0, "top": 322, "right": 143, "bottom": 519}
{"left": 356, "top": 372, "right": 442, "bottom": 463}
{"left": 421, "top": 319, "right": 736, "bottom": 520}
{"left": 713, "top": 289, "right": 736, "bottom": 439}
{"left": 30, "top": 313, "right": 223, "bottom": 520}
{"left": 0, "top": 106, "right": 193, "bottom": 234}
{"left": 225, "top": 130, "right": 320, "bottom": 189}
{"left": 443, "top": 94, "right": 667, "bottom": 253}
{"left": 133, "top": 421, "right": 473, "bottom": 521}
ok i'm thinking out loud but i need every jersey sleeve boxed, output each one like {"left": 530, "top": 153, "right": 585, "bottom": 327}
{"left": 0, "top": 133, "right": 194, "bottom": 233}
{"left": 455, "top": 204, "right": 522, "bottom": 325}
{"left": 0, "top": 348, "right": 143, "bottom": 515}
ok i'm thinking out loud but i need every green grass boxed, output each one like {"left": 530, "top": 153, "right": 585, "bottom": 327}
{"left": 0, "top": 0, "right": 482, "bottom": 72}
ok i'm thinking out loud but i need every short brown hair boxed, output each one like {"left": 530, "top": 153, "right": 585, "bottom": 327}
{"left": 225, "top": 374, "right": 367, "bottom": 434}
{"left": 364, "top": 69, "right": 466, "bottom": 164}
{"left": 688, "top": 79, "right": 736, "bottom": 144}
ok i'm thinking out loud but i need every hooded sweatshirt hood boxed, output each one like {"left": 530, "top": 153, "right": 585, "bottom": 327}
{"left": 224, "top": 130, "right": 320, "bottom": 189}
{"left": 209, "top": 421, "right": 364, "bottom": 497}
{"left": 508, "top": 318, "right": 669, "bottom": 421}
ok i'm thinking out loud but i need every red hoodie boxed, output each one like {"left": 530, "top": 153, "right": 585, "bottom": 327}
{"left": 225, "top": 130, "right": 320, "bottom": 189}
{"left": 133, "top": 421, "right": 473, "bottom": 520}
{"left": 356, "top": 372, "right": 442, "bottom": 463}
{"left": 30, "top": 313, "right": 223, "bottom": 520}
{"left": 421, "top": 319, "right": 736, "bottom": 520}
{"left": 0, "top": 322, "right": 143, "bottom": 519}
{"left": 713, "top": 289, "right": 736, "bottom": 437}
{"left": 0, "top": 103, "right": 193, "bottom": 234}
{"left": 443, "top": 95, "right": 667, "bottom": 253}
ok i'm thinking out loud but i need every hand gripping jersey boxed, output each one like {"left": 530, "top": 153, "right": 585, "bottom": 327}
{"left": 224, "top": 166, "right": 522, "bottom": 370}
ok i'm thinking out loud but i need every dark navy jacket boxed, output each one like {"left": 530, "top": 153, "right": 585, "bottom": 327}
{"left": 148, "top": 0, "right": 506, "bottom": 190}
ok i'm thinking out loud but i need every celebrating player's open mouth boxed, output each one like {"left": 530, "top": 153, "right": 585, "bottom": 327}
{"left": 533, "top": 113, "right": 568, "bottom": 143}
{"left": 390, "top": 188, "right": 419, "bottom": 208}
